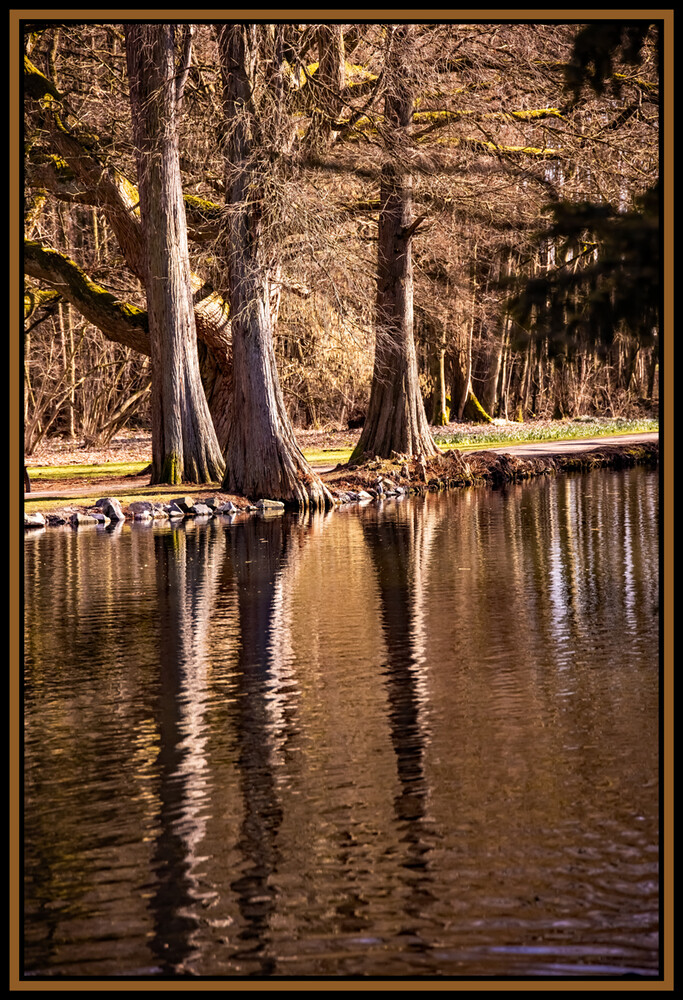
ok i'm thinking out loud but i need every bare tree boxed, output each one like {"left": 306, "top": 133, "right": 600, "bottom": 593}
{"left": 215, "top": 24, "right": 333, "bottom": 508}
{"left": 24, "top": 33, "right": 235, "bottom": 452}
{"left": 125, "top": 23, "right": 224, "bottom": 484}
{"left": 351, "top": 25, "right": 440, "bottom": 462}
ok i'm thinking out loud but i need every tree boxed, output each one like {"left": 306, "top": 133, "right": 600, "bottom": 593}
{"left": 215, "top": 24, "right": 333, "bottom": 509}
{"left": 125, "top": 23, "right": 224, "bottom": 484}
{"left": 350, "top": 25, "right": 440, "bottom": 463}
{"left": 509, "top": 184, "right": 659, "bottom": 351}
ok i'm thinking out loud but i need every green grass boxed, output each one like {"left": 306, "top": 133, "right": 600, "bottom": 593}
{"left": 302, "top": 448, "right": 353, "bottom": 465}
{"left": 26, "top": 460, "right": 149, "bottom": 481}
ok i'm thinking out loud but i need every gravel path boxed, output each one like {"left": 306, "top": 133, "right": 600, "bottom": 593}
{"left": 487, "top": 432, "right": 659, "bottom": 458}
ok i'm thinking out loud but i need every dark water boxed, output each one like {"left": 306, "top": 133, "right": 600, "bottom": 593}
{"left": 22, "top": 467, "right": 660, "bottom": 980}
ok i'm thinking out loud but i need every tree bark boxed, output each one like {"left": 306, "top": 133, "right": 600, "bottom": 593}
{"left": 450, "top": 325, "right": 473, "bottom": 421}
{"left": 430, "top": 334, "right": 449, "bottom": 426}
{"left": 351, "top": 26, "right": 439, "bottom": 463}
{"left": 216, "top": 24, "right": 333, "bottom": 509}
{"left": 646, "top": 345, "right": 658, "bottom": 402}
{"left": 126, "top": 23, "right": 224, "bottom": 485}
{"left": 480, "top": 335, "right": 504, "bottom": 418}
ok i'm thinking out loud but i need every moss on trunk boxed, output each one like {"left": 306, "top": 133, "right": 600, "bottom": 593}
{"left": 462, "top": 390, "right": 493, "bottom": 423}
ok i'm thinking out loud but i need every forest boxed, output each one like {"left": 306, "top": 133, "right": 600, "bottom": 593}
{"left": 22, "top": 20, "right": 660, "bottom": 508}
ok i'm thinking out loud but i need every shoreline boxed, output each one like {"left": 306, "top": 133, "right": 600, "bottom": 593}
{"left": 24, "top": 437, "right": 659, "bottom": 529}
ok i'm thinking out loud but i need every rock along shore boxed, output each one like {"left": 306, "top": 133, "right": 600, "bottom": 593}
{"left": 23, "top": 440, "right": 659, "bottom": 530}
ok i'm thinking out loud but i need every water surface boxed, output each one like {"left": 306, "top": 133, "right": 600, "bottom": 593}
{"left": 23, "top": 467, "right": 660, "bottom": 979}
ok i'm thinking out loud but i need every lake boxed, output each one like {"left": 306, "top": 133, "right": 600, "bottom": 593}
{"left": 22, "top": 466, "right": 660, "bottom": 980}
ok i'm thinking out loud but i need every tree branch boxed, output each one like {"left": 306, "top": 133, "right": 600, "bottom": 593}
{"left": 24, "top": 240, "right": 151, "bottom": 355}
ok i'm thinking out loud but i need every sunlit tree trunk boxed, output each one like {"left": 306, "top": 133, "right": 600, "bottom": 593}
{"left": 480, "top": 333, "right": 504, "bottom": 418}
{"left": 647, "top": 345, "right": 658, "bottom": 402}
{"left": 125, "top": 23, "right": 224, "bottom": 485}
{"left": 351, "top": 26, "right": 439, "bottom": 463}
{"left": 430, "top": 332, "right": 449, "bottom": 425}
{"left": 449, "top": 245, "right": 492, "bottom": 424}
{"left": 451, "top": 321, "right": 473, "bottom": 421}
{"left": 216, "top": 24, "right": 333, "bottom": 509}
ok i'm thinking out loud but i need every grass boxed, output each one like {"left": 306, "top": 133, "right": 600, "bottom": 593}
{"left": 301, "top": 448, "right": 353, "bottom": 465}
{"left": 27, "top": 451, "right": 354, "bottom": 478}
{"left": 304, "top": 417, "right": 659, "bottom": 462}
{"left": 26, "top": 460, "right": 149, "bottom": 482}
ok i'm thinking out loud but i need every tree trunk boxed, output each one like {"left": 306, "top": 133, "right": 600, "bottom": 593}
{"left": 304, "top": 25, "right": 345, "bottom": 149}
{"left": 450, "top": 326, "right": 472, "bottom": 421}
{"left": 480, "top": 314, "right": 507, "bottom": 418}
{"left": 647, "top": 345, "right": 658, "bottom": 401}
{"left": 126, "top": 24, "right": 224, "bottom": 485}
{"left": 351, "top": 26, "right": 438, "bottom": 463}
{"left": 27, "top": 52, "right": 234, "bottom": 453}
{"left": 57, "top": 302, "right": 76, "bottom": 438}
{"left": 451, "top": 328, "right": 492, "bottom": 423}
{"left": 216, "top": 24, "right": 333, "bottom": 509}
{"left": 430, "top": 334, "right": 449, "bottom": 426}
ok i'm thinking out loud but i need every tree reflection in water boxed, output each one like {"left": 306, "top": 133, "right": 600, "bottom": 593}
{"left": 223, "top": 511, "right": 333, "bottom": 975}
{"left": 361, "top": 496, "right": 447, "bottom": 958}
{"left": 149, "top": 523, "right": 225, "bottom": 974}
{"left": 22, "top": 468, "right": 660, "bottom": 978}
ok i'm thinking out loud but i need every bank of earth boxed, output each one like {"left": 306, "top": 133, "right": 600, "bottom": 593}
{"left": 24, "top": 436, "right": 659, "bottom": 528}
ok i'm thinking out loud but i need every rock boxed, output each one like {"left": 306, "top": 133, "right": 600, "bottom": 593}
{"left": 166, "top": 503, "right": 186, "bottom": 518}
{"left": 218, "top": 501, "right": 239, "bottom": 514}
{"left": 130, "top": 501, "right": 170, "bottom": 520}
{"left": 94, "top": 497, "right": 126, "bottom": 522}
{"left": 87, "top": 509, "right": 111, "bottom": 524}
{"left": 45, "top": 513, "right": 68, "bottom": 526}
{"left": 170, "top": 497, "right": 196, "bottom": 512}
{"left": 70, "top": 511, "right": 100, "bottom": 525}
{"left": 24, "top": 511, "right": 45, "bottom": 528}
{"left": 255, "top": 499, "right": 285, "bottom": 510}
{"left": 128, "top": 501, "right": 155, "bottom": 514}
{"left": 190, "top": 502, "right": 213, "bottom": 516}
{"left": 202, "top": 496, "right": 223, "bottom": 510}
